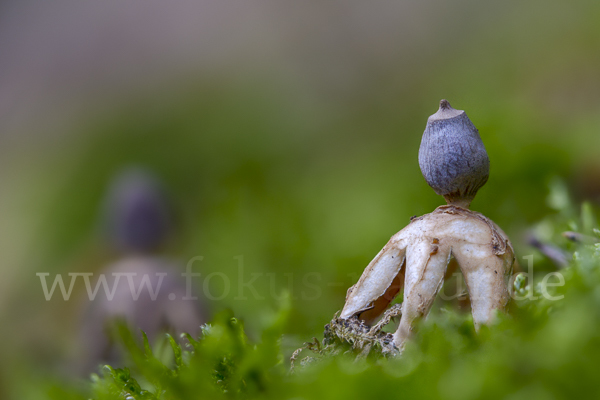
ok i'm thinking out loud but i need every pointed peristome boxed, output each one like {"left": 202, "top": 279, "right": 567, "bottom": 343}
{"left": 418, "top": 99, "right": 489, "bottom": 208}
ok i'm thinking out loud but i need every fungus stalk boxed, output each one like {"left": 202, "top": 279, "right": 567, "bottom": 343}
{"left": 339, "top": 100, "right": 516, "bottom": 352}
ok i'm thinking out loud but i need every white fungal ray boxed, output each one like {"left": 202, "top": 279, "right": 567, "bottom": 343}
{"left": 340, "top": 205, "right": 515, "bottom": 351}
{"left": 340, "top": 243, "right": 406, "bottom": 324}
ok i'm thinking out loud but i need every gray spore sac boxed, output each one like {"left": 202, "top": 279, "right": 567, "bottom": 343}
{"left": 418, "top": 100, "right": 489, "bottom": 207}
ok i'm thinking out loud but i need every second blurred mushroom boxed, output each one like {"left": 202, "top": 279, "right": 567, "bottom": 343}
{"left": 78, "top": 168, "right": 208, "bottom": 371}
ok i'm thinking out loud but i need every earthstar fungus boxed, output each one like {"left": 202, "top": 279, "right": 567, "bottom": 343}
{"left": 339, "top": 100, "right": 516, "bottom": 352}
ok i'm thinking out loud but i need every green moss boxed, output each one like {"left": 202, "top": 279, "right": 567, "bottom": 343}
{"left": 45, "top": 183, "right": 600, "bottom": 400}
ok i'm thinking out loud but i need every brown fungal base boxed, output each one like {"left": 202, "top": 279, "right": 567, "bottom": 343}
{"left": 290, "top": 306, "right": 402, "bottom": 370}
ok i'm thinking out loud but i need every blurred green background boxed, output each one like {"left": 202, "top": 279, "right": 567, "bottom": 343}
{"left": 1, "top": 0, "right": 600, "bottom": 398}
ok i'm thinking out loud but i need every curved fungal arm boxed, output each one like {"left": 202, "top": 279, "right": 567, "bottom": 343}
{"left": 340, "top": 240, "right": 407, "bottom": 325}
